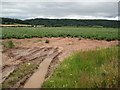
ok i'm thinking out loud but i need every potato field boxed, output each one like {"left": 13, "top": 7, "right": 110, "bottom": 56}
{"left": 1, "top": 27, "right": 118, "bottom": 41}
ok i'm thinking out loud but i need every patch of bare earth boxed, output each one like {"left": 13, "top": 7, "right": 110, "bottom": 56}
{"left": 1, "top": 37, "right": 118, "bottom": 88}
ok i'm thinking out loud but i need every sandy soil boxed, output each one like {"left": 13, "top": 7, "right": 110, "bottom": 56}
{"left": 1, "top": 37, "right": 118, "bottom": 88}
{"left": 3, "top": 37, "right": 118, "bottom": 61}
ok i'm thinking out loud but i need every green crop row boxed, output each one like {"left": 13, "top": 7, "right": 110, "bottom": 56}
{"left": 1, "top": 27, "right": 119, "bottom": 41}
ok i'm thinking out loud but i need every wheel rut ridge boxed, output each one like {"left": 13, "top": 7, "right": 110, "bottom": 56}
{"left": 13, "top": 47, "right": 52, "bottom": 62}
{"left": 2, "top": 47, "right": 49, "bottom": 83}
{"left": 45, "top": 48, "right": 62, "bottom": 79}
{"left": 23, "top": 47, "right": 62, "bottom": 88}
{"left": 2, "top": 46, "right": 62, "bottom": 88}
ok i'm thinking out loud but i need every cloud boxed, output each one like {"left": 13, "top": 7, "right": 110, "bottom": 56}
{"left": 1, "top": 0, "right": 120, "bottom": 2}
{"left": 1, "top": 1, "right": 118, "bottom": 20}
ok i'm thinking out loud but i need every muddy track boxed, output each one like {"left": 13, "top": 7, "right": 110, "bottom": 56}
{"left": 2, "top": 46, "right": 62, "bottom": 88}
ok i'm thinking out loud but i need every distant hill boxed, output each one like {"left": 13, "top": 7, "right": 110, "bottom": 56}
{"left": 1, "top": 17, "right": 119, "bottom": 28}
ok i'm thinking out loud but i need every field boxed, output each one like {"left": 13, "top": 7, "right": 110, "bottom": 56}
{"left": 1, "top": 26, "right": 119, "bottom": 88}
{"left": 1, "top": 27, "right": 118, "bottom": 41}
{"left": 1, "top": 1, "right": 119, "bottom": 88}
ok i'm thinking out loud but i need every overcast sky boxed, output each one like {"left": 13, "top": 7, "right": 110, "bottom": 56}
{"left": 0, "top": 0, "right": 119, "bottom": 20}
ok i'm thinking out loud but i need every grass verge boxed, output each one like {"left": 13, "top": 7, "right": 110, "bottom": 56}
{"left": 42, "top": 46, "right": 118, "bottom": 88}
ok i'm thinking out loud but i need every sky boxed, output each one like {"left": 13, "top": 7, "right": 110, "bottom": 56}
{"left": 0, "top": 0, "right": 119, "bottom": 20}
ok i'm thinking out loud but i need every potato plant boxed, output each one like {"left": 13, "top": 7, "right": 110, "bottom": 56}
{"left": 1, "top": 27, "right": 118, "bottom": 41}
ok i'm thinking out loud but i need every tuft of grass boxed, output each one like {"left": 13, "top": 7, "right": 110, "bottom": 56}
{"left": 14, "top": 41, "right": 22, "bottom": 44}
{"left": 2, "top": 63, "right": 38, "bottom": 88}
{"left": 0, "top": 84, "right": 2, "bottom": 90}
{"left": 78, "top": 37, "right": 81, "bottom": 40}
{"left": 33, "top": 40, "right": 42, "bottom": 43}
{"left": 45, "top": 40, "right": 50, "bottom": 43}
{"left": 2, "top": 40, "right": 14, "bottom": 49}
{"left": 0, "top": 41, "right": 2, "bottom": 45}
{"left": 42, "top": 46, "right": 118, "bottom": 88}
{"left": 27, "top": 40, "right": 32, "bottom": 42}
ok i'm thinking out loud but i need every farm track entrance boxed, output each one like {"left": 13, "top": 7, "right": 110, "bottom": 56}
{"left": 1, "top": 37, "right": 118, "bottom": 88}
{"left": 2, "top": 46, "right": 62, "bottom": 88}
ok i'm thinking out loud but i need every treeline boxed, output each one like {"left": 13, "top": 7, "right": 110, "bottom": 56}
{"left": 1, "top": 17, "right": 119, "bottom": 28}
{"left": 1, "top": 18, "right": 24, "bottom": 24}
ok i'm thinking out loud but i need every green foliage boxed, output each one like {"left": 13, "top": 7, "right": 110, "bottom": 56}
{"left": 1, "top": 27, "right": 118, "bottom": 41}
{"left": 78, "top": 37, "right": 81, "bottom": 40}
{"left": 1, "top": 17, "right": 119, "bottom": 28}
{"left": 45, "top": 40, "right": 50, "bottom": 43}
{"left": 14, "top": 41, "right": 22, "bottom": 44}
{"left": 8, "top": 40, "right": 14, "bottom": 48}
{"left": 0, "top": 84, "right": 2, "bottom": 90}
{"left": 2, "top": 40, "right": 14, "bottom": 49}
{"left": 33, "top": 40, "right": 42, "bottom": 43}
{"left": 42, "top": 46, "right": 118, "bottom": 88}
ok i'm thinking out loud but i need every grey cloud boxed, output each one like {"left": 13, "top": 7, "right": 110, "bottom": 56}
{"left": 1, "top": 0, "right": 119, "bottom": 2}
{"left": 1, "top": 2, "right": 118, "bottom": 20}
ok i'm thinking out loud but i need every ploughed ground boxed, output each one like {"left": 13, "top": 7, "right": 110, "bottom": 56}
{"left": 1, "top": 37, "right": 118, "bottom": 88}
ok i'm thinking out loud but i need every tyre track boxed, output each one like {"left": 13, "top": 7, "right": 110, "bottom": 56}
{"left": 2, "top": 46, "right": 62, "bottom": 88}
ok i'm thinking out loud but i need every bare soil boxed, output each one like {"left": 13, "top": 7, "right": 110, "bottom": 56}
{"left": 1, "top": 37, "right": 118, "bottom": 88}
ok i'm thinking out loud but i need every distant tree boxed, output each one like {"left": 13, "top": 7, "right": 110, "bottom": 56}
{"left": 1, "top": 17, "right": 119, "bottom": 28}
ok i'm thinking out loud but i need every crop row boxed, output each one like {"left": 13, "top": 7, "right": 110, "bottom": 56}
{"left": 1, "top": 27, "right": 119, "bottom": 41}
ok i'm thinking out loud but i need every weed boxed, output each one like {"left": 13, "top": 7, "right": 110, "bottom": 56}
{"left": 15, "top": 41, "right": 22, "bottom": 44}
{"left": 78, "top": 37, "right": 81, "bottom": 40}
{"left": 7, "top": 40, "right": 14, "bottom": 48}
{"left": 0, "top": 41, "right": 2, "bottom": 45}
{"left": 2, "top": 40, "right": 14, "bottom": 49}
{"left": 27, "top": 40, "right": 31, "bottom": 42}
{"left": 33, "top": 40, "right": 42, "bottom": 43}
{"left": 0, "top": 84, "right": 2, "bottom": 90}
{"left": 45, "top": 40, "right": 50, "bottom": 43}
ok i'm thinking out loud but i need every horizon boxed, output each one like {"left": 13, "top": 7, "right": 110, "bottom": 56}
{"left": 1, "top": 17, "right": 119, "bottom": 21}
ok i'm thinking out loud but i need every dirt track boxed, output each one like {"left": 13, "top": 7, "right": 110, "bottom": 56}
{"left": 1, "top": 37, "right": 118, "bottom": 88}
{"left": 2, "top": 47, "right": 62, "bottom": 88}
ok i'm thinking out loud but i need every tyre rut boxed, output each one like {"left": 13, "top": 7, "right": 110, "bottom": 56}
{"left": 2, "top": 46, "right": 62, "bottom": 88}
